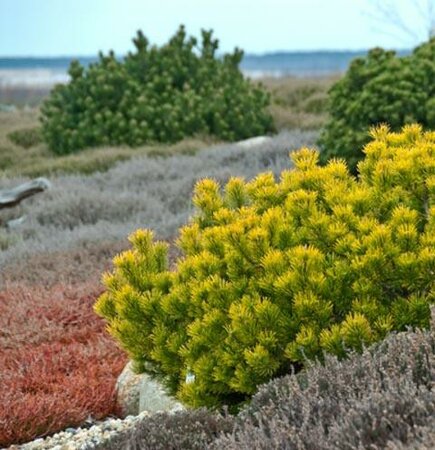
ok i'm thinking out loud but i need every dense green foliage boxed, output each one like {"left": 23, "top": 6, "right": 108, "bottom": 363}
{"left": 95, "top": 125, "right": 435, "bottom": 409}
{"left": 40, "top": 26, "right": 273, "bottom": 154}
{"left": 7, "top": 127, "right": 41, "bottom": 149}
{"left": 318, "top": 38, "right": 435, "bottom": 173}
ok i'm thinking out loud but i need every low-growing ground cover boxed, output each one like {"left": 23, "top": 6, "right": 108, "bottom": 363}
{"left": 0, "top": 131, "right": 316, "bottom": 447}
{"left": 0, "top": 277, "right": 128, "bottom": 447}
{"left": 0, "top": 130, "right": 315, "bottom": 266}
{"left": 0, "top": 109, "right": 211, "bottom": 178}
{"left": 91, "top": 315, "right": 435, "bottom": 449}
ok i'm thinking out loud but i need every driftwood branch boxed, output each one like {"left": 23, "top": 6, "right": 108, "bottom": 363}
{"left": 0, "top": 178, "right": 51, "bottom": 210}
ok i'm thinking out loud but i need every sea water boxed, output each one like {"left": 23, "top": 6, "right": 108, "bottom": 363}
{"left": 0, "top": 50, "right": 411, "bottom": 86}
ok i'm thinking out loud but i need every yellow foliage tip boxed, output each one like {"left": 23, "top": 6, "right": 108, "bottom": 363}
{"left": 194, "top": 178, "right": 221, "bottom": 195}
{"left": 113, "top": 249, "right": 136, "bottom": 270}
{"left": 290, "top": 148, "right": 319, "bottom": 171}
{"left": 368, "top": 123, "right": 390, "bottom": 141}
{"left": 129, "top": 228, "right": 154, "bottom": 250}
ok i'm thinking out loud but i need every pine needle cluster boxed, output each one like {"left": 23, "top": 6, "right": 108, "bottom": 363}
{"left": 95, "top": 125, "right": 435, "bottom": 409}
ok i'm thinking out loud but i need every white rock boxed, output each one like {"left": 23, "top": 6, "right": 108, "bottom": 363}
{"left": 116, "top": 361, "right": 184, "bottom": 418}
{"left": 115, "top": 362, "right": 142, "bottom": 417}
{"left": 138, "top": 375, "right": 184, "bottom": 414}
{"left": 235, "top": 135, "right": 272, "bottom": 149}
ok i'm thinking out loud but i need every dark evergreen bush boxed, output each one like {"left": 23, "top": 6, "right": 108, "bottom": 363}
{"left": 318, "top": 38, "right": 435, "bottom": 173}
{"left": 40, "top": 26, "right": 274, "bottom": 155}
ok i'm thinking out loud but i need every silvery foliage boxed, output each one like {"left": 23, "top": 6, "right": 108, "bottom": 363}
{"left": 0, "top": 130, "right": 318, "bottom": 267}
{"left": 93, "top": 314, "right": 434, "bottom": 450}
{"left": 211, "top": 318, "right": 435, "bottom": 450}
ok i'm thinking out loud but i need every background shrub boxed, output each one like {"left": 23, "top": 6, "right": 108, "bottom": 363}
{"left": 40, "top": 26, "right": 274, "bottom": 155}
{"left": 95, "top": 125, "right": 434, "bottom": 410}
{"left": 318, "top": 38, "right": 435, "bottom": 173}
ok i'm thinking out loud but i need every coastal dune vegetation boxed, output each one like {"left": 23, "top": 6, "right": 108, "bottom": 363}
{"left": 0, "top": 26, "right": 434, "bottom": 449}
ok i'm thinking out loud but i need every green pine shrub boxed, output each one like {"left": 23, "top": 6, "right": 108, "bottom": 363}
{"left": 95, "top": 125, "right": 435, "bottom": 410}
{"left": 40, "top": 26, "right": 274, "bottom": 155}
{"left": 318, "top": 38, "right": 435, "bottom": 173}
{"left": 7, "top": 127, "right": 42, "bottom": 149}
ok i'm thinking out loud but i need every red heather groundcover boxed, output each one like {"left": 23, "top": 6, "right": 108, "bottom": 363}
{"left": 0, "top": 280, "right": 127, "bottom": 448}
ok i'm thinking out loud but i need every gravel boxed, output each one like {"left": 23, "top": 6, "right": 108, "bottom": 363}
{"left": 7, "top": 413, "right": 151, "bottom": 450}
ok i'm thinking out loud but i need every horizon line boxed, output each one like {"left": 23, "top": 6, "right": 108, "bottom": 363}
{"left": 0, "top": 46, "right": 413, "bottom": 60}
{"left": 0, "top": 46, "right": 413, "bottom": 59}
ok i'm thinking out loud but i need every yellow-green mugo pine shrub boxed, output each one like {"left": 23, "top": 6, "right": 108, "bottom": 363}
{"left": 40, "top": 26, "right": 274, "bottom": 155}
{"left": 95, "top": 125, "right": 435, "bottom": 410}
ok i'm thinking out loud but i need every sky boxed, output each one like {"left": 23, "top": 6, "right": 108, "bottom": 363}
{"left": 0, "top": 0, "right": 432, "bottom": 56}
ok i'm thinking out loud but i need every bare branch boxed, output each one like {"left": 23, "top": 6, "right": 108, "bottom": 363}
{"left": 365, "top": 0, "right": 435, "bottom": 44}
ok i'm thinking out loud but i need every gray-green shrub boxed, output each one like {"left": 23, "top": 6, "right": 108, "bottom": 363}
{"left": 212, "top": 313, "right": 435, "bottom": 449}
{"left": 95, "top": 409, "right": 234, "bottom": 450}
